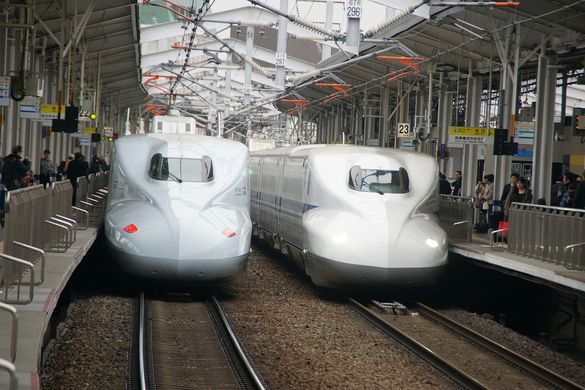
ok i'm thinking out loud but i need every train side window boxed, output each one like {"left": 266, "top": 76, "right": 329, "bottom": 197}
{"left": 399, "top": 167, "right": 410, "bottom": 192}
{"left": 201, "top": 156, "right": 213, "bottom": 182}
{"left": 149, "top": 153, "right": 163, "bottom": 179}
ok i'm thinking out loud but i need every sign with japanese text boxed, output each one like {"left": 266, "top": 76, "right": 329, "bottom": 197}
{"left": 448, "top": 126, "right": 493, "bottom": 144}
{"left": 40, "top": 104, "right": 66, "bottom": 120}
{"left": 19, "top": 96, "right": 41, "bottom": 119}
{"left": 345, "top": 0, "right": 362, "bottom": 18}
{"left": 0, "top": 76, "right": 10, "bottom": 107}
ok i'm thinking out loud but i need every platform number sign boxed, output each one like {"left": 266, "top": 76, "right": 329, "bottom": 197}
{"left": 345, "top": 0, "right": 362, "bottom": 18}
{"left": 397, "top": 122, "right": 412, "bottom": 138}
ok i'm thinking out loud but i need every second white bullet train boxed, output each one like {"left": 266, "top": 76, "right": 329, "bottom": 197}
{"left": 250, "top": 144, "right": 448, "bottom": 289}
{"left": 105, "top": 133, "right": 251, "bottom": 284}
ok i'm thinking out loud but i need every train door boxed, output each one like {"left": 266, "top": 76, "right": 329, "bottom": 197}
{"left": 279, "top": 157, "right": 305, "bottom": 248}
{"left": 274, "top": 156, "right": 287, "bottom": 235}
{"left": 249, "top": 156, "right": 262, "bottom": 224}
{"left": 258, "top": 156, "right": 278, "bottom": 231}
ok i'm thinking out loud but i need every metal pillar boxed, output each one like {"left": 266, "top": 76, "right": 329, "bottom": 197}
{"left": 493, "top": 65, "right": 514, "bottom": 199}
{"left": 322, "top": 0, "right": 333, "bottom": 61}
{"left": 533, "top": 53, "right": 557, "bottom": 202}
{"left": 274, "top": 0, "right": 288, "bottom": 89}
{"left": 381, "top": 86, "right": 390, "bottom": 147}
{"left": 345, "top": 0, "right": 361, "bottom": 54}
{"left": 244, "top": 26, "right": 254, "bottom": 106}
{"left": 0, "top": 11, "right": 9, "bottom": 157}
{"left": 437, "top": 75, "right": 453, "bottom": 174}
{"left": 462, "top": 74, "right": 482, "bottom": 197}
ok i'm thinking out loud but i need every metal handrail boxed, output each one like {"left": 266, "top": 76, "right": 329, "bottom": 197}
{"left": 490, "top": 228, "right": 508, "bottom": 249}
{"left": 13, "top": 242, "right": 45, "bottom": 286}
{"left": 508, "top": 203, "right": 585, "bottom": 270}
{"left": 0, "top": 303, "right": 18, "bottom": 363}
{"left": 0, "top": 358, "right": 17, "bottom": 390}
{"left": 438, "top": 195, "right": 474, "bottom": 242}
{"left": 0, "top": 254, "right": 35, "bottom": 305}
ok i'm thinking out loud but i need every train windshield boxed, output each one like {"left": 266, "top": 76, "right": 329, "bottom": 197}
{"left": 348, "top": 166, "right": 409, "bottom": 194}
{"left": 149, "top": 153, "right": 213, "bottom": 183}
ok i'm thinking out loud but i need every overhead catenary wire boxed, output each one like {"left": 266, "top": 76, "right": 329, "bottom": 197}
{"left": 247, "top": 0, "right": 344, "bottom": 40}
{"left": 256, "top": 0, "right": 585, "bottom": 119}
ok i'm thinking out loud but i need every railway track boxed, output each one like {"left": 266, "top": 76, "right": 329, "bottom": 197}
{"left": 129, "top": 292, "right": 265, "bottom": 390}
{"left": 349, "top": 299, "right": 585, "bottom": 390}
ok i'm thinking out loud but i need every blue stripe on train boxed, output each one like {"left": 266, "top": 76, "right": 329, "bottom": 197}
{"left": 251, "top": 190, "right": 318, "bottom": 215}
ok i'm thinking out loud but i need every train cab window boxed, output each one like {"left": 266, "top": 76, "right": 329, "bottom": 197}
{"left": 348, "top": 166, "right": 409, "bottom": 194}
{"left": 149, "top": 153, "right": 214, "bottom": 183}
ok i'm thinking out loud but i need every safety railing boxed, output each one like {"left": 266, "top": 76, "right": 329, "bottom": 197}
{"left": 0, "top": 254, "right": 34, "bottom": 305}
{"left": 2, "top": 186, "right": 47, "bottom": 301}
{"left": 1, "top": 176, "right": 108, "bottom": 303}
{"left": 438, "top": 195, "right": 474, "bottom": 242}
{"left": 0, "top": 302, "right": 18, "bottom": 363}
{"left": 45, "top": 181, "right": 77, "bottom": 253}
{"left": 77, "top": 173, "right": 108, "bottom": 225}
{"left": 508, "top": 203, "right": 585, "bottom": 271}
{"left": 0, "top": 359, "right": 17, "bottom": 390}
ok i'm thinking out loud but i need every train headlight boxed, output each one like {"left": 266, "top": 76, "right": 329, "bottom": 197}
{"left": 425, "top": 238, "right": 439, "bottom": 248}
{"left": 223, "top": 228, "right": 236, "bottom": 238}
{"left": 123, "top": 224, "right": 139, "bottom": 234}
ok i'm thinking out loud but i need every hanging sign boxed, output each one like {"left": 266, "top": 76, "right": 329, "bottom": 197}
{"left": 397, "top": 122, "right": 412, "bottom": 138}
{"left": 19, "top": 96, "right": 41, "bottom": 119}
{"left": 0, "top": 76, "right": 10, "bottom": 107}
{"left": 40, "top": 104, "right": 66, "bottom": 120}
{"left": 448, "top": 126, "right": 493, "bottom": 144}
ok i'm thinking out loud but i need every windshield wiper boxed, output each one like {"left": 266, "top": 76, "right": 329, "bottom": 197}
{"left": 168, "top": 172, "right": 183, "bottom": 183}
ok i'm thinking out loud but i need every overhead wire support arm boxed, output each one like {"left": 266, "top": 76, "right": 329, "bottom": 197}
{"left": 247, "top": 0, "right": 344, "bottom": 41}
{"left": 197, "top": 22, "right": 275, "bottom": 79}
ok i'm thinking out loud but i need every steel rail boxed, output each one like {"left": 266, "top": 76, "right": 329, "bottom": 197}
{"left": 209, "top": 296, "right": 266, "bottom": 390}
{"left": 348, "top": 298, "right": 488, "bottom": 390}
{"left": 415, "top": 302, "right": 585, "bottom": 390}
{"left": 138, "top": 291, "right": 147, "bottom": 390}
{"left": 135, "top": 292, "right": 265, "bottom": 390}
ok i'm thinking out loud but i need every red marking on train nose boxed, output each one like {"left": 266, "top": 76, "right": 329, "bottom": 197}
{"left": 223, "top": 228, "right": 236, "bottom": 238}
{"left": 123, "top": 224, "right": 138, "bottom": 234}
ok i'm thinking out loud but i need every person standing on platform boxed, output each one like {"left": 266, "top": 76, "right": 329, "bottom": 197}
{"left": 2, "top": 145, "right": 30, "bottom": 191}
{"left": 39, "top": 149, "right": 54, "bottom": 188}
{"left": 574, "top": 171, "right": 585, "bottom": 209}
{"left": 67, "top": 152, "right": 89, "bottom": 205}
{"left": 451, "top": 170, "right": 462, "bottom": 196}
{"left": 504, "top": 177, "right": 533, "bottom": 219}
{"left": 501, "top": 172, "right": 519, "bottom": 204}
{"left": 439, "top": 173, "right": 452, "bottom": 195}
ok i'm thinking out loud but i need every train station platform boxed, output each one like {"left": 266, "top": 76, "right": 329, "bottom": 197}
{"left": 0, "top": 227, "right": 99, "bottom": 390}
{"left": 449, "top": 235, "right": 585, "bottom": 295}
{"left": 0, "top": 175, "right": 108, "bottom": 389}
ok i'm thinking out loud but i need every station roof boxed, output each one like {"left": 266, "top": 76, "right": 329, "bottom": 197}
{"left": 34, "top": 0, "right": 147, "bottom": 107}
{"left": 278, "top": 1, "right": 585, "bottom": 111}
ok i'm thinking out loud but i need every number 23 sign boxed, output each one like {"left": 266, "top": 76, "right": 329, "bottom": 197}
{"left": 397, "top": 122, "right": 412, "bottom": 138}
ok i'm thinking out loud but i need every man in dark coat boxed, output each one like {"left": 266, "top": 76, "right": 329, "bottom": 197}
{"left": 66, "top": 152, "right": 89, "bottom": 205}
{"left": 575, "top": 171, "right": 585, "bottom": 209}
{"left": 500, "top": 172, "right": 520, "bottom": 203}
{"left": 451, "top": 170, "right": 462, "bottom": 196}
{"left": 439, "top": 173, "right": 452, "bottom": 195}
{"left": 2, "top": 145, "right": 30, "bottom": 190}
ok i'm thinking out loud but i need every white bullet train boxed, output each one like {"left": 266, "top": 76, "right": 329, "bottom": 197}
{"left": 105, "top": 133, "right": 251, "bottom": 284}
{"left": 250, "top": 144, "right": 448, "bottom": 289}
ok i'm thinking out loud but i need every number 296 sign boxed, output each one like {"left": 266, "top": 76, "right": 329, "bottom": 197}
{"left": 345, "top": 0, "right": 362, "bottom": 18}
{"left": 397, "top": 123, "right": 412, "bottom": 138}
